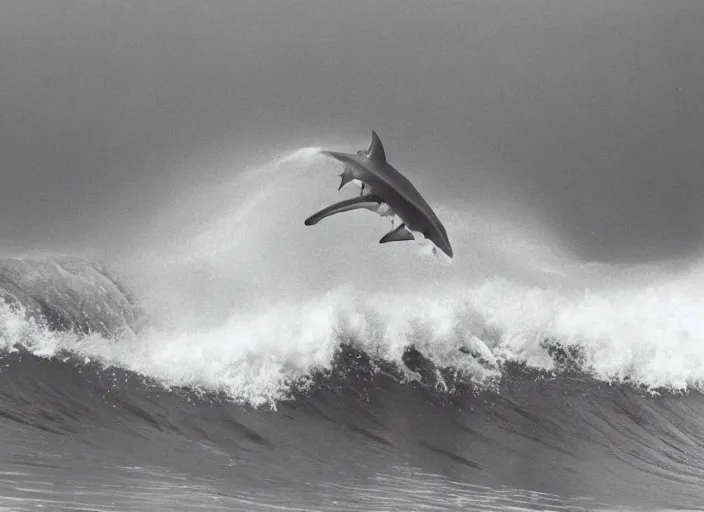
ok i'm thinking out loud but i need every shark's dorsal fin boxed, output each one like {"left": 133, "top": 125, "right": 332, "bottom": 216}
{"left": 365, "top": 131, "right": 386, "bottom": 162}
{"left": 379, "top": 224, "right": 415, "bottom": 244}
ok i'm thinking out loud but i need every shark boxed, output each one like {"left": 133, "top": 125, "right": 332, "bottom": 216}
{"left": 304, "top": 131, "right": 453, "bottom": 259}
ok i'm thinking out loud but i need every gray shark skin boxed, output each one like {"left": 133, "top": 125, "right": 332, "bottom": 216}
{"left": 305, "top": 131, "right": 453, "bottom": 259}
{"left": 304, "top": 195, "right": 383, "bottom": 226}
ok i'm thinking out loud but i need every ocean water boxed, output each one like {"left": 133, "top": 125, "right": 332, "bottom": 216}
{"left": 1, "top": 150, "right": 704, "bottom": 511}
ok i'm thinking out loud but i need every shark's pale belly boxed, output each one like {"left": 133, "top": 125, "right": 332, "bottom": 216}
{"left": 376, "top": 202, "right": 394, "bottom": 218}
{"left": 352, "top": 179, "right": 396, "bottom": 219}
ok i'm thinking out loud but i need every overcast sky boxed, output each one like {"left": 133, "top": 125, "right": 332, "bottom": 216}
{"left": 1, "top": 0, "right": 703, "bottom": 263}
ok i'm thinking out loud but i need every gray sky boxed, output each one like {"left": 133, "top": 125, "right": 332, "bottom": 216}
{"left": 1, "top": 0, "right": 703, "bottom": 263}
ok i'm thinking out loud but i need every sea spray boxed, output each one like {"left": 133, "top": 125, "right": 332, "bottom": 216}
{"left": 3, "top": 149, "right": 704, "bottom": 406}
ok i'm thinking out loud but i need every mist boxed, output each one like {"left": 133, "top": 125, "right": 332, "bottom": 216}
{"left": 1, "top": 0, "right": 702, "bottom": 264}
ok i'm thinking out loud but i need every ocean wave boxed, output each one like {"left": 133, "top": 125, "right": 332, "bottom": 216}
{"left": 2, "top": 150, "right": 704, "bottom": 408}
{"left": 2, "top": 266, "right": 704, "bottom": 407}
{"left": 2, "top": 335, "right": 704, "bottom": 510}
{"left": 0, "top": 256, "right": 141, "bottom": 338}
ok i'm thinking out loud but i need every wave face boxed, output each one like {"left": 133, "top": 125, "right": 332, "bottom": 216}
{"left": 2, "top": 150, "right": 704, "bottom": 510}
{"left": 1, "top": 341, "right": 704, "bottom": 510}
{"left": 0, "top": 256, "right": 140, "bottom": 338}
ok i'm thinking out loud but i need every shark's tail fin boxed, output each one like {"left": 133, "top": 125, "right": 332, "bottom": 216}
{"left": 304, "top": 195, "right": 382, "bottom": 226}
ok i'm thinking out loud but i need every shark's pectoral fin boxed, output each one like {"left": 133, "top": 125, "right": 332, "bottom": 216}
{"left": 304, "top": 195, "right": 382, "bottom": 226}
{"left": 379, "top": 224, "right": 415, "bottom": 244}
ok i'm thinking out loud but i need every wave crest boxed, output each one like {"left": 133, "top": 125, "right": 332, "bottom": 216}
{"left": 4, "top": 270, "right": 704, "bottom": 407}
{"left": 3, "top": 150, "right": 704, "bottom": 407}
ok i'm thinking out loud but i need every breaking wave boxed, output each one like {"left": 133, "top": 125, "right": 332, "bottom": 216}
{"left": 3, "top": 148, "right": 704, "bottom": 510}
{"left": 2, "top": 149, "right": 704, "bottom": 408}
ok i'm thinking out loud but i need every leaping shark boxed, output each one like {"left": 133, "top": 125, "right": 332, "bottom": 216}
{"left": 304, "top": 131, "right": 453, "bottom": 259}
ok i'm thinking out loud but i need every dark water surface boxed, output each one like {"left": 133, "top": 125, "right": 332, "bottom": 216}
{"left": 1, "top": 347, "right": 703, "bottom": 511}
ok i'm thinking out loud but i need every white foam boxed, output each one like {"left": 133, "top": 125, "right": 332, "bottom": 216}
{"left": 3, "top": 268, "right": 704, "bottom": 405}
{"left": 3, "top": 148, "right": 704, "bottom": 405}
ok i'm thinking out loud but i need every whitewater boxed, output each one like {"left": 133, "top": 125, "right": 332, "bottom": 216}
{"left": 1, "top": 149, "right": 704, "bottom": 510}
